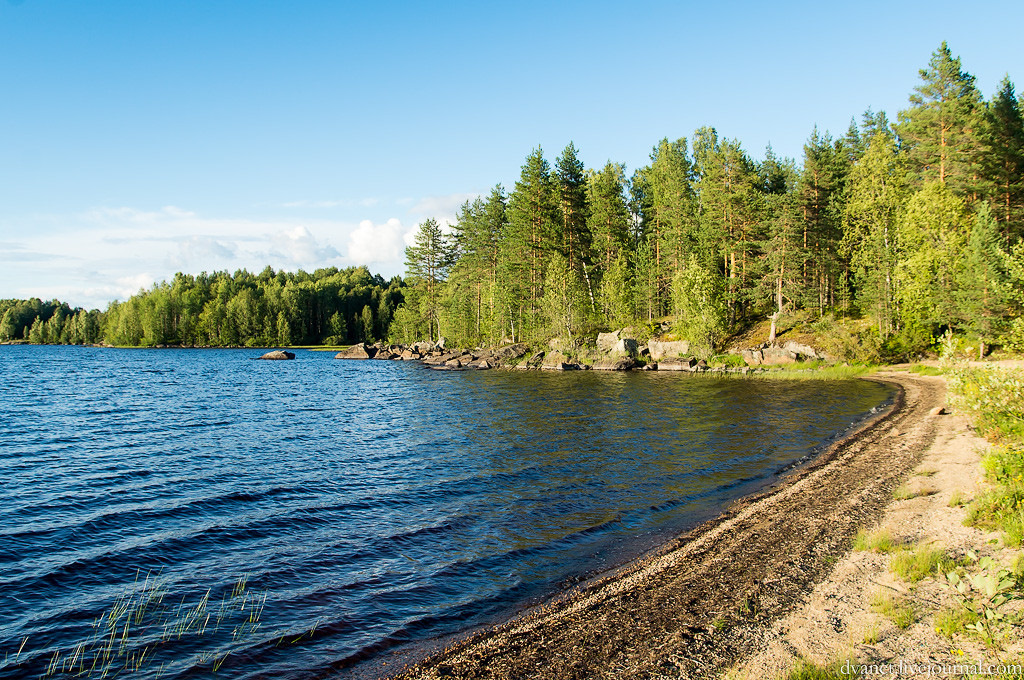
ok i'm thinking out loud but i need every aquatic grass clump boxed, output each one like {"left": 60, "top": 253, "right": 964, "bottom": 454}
{"left": 18, "top": 572, "right": 270, "bottom": 679}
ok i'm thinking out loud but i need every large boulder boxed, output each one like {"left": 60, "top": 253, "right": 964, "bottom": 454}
{"left": 517, "top": 351, "right": 545, "bottom": 370}
{"left": 257, "top": 350, "right": 295, "bottom": 360}
{"left": 648, "top": 339, "right": 690, "bottom": 361}
{"left": 493, "top": 343, "right": 529, "bottom": 362}
{"left": 596, "top": 331, "right": 620, "bottom": 352}
{"left": 541, "top": 351, "right": 569, "bottom": 369}
{"left": 741, "top": 349, "right": 764, "bottom": 366}
{"left": 783, "top": 340, "right": 819, "bottom": 360}
{"left": 591, "top": 356, "right": 639, "bottom": 371}
{"left": 761, "top": 346, "right": 796, "bottom": 365}
{"left": 335, "top": 343, "right": 376, "bottom": 360}
{"left": 657, "top": 357, "right": 696, "bottom": 371}
{"left": 612, "top": 338, "right": 639, "bottom": 356}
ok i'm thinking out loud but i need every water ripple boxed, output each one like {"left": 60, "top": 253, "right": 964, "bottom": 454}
{"left": 0, "top": 346, "right": 893, "bottom": 679}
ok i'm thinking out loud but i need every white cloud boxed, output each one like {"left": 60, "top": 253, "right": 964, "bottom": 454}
{"left": 0, "top": 192, "right": 476, "bottom": 308}
{"left": 270, "top": 225, "right": 341, "bottom": 265}
{"left": 347, "top": 218, "right": 414, "bottom": 265}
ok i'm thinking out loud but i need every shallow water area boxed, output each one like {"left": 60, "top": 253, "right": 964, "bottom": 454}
{"left": 0, "top": 345, "right": 894, "bottom": 679}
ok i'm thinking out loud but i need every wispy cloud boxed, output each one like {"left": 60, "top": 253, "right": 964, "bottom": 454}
{"left": 0, "top": 205, "right": 416, "bottom": 309}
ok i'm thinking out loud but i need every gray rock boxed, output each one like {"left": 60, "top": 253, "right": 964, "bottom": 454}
{"left": 596, "top": 331, "right": 620, "bottom": 352}
{"left": 648, "top": 339, "right": 690, "bottom": 361}
{"left": 783, "top": 341, "right": 819, "bottom": 359}
{"left": 258, "top": 350, "right": 295, "bottom": 360}
{"left": 493, "top": 343, "right": 529, "bottom": 361}
{"left": 741, "top": 349, "right": 764, "bottom": 366}
{"left": 761, "top": 347, "right": 797, "bottom": 365}
{"left": 612, "top": 338, "right": 639, "bottom": 356}
{"left": 591, "top": 356, "right": 638, "bottom": 371}
{"left": 541, "top": 351, "right": 569, "bottom": 369}
{"left": 334, "top": 344, "right": 376, "bottom": 360}
{"left": 657, "top": 358, "right": 694, "bottom": 371}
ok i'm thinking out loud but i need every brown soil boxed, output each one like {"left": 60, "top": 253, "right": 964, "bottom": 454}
{"left": 378, "top": 372, "right": 949, "bottom": 680}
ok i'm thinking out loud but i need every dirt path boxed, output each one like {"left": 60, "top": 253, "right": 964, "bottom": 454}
{"left": 385, "top": 373, "right": 948, "bottom": 680}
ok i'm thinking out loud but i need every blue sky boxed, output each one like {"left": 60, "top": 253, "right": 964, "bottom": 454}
{"left": 2, "top": 0, "right": 1022, "bottom": 309}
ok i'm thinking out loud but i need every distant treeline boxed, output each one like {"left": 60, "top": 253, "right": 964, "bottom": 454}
{"left": 0, "top": 266, "right": 405, "bottom": 347}
{"left": 393, "top": 42, "right": 1024, "bottom": 359}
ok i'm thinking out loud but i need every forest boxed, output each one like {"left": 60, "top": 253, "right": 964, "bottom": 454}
{"left": 393, "top": 42, "right": 1024, "bottom": 360}
{"left": 2, "top": 43, "right": 1022, "bottom": 359}
{"left": 0, "top": 267, "right": 404, "bottom": 347}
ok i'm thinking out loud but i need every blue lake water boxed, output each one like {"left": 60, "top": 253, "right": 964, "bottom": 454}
{"left": 0, "top": 345, "right": 893, "bottom": 679}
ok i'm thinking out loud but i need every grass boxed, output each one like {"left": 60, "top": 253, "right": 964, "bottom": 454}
{"left": 852, "top": 528, "right": 896, "bottom": 553}
{"left": 10, "top": 572, "right": 281, "bottom": 679}
{"left": 915, "top": 468, "right": 939, "bottom": 477}
{"left": 889, "top": 542, "right": 950, "bottom": 583}
{"left": 862, "top": 622, "right": 881, "bottom": 644}
{"left": 949, "top": 489, "right": 969, "bottom": 507}
{"left": 725, "top": 363, "right": 879, "bottom": 381}
{"left": 870, "top": 590, "right": 918, "bottom": 629}
{"left": 781, "top": 658, "right": 860, "bottom": 680}
{"left": 892, "top": 483, "right": 938, "bottom": 501}
{"left": 934, "top": 605, "right": 981, "bottom": 639}
{"left": 909, "top": 364, "right": 944, "bottom": 376}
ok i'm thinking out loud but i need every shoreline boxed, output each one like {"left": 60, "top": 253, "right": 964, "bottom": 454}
{"left": 376, "top": 372, "right": 945, "bottom": 680}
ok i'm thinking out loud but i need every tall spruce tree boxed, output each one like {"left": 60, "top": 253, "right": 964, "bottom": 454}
{"left": 977, "top": 76, "right": 1024, "bottom": 243}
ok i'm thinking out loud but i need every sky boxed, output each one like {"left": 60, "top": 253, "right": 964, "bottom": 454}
{"left": 1, "top": 0, "right": 1023, "bottom": 310}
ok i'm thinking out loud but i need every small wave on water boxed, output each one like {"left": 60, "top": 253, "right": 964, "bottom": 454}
{"left": 0, "top": 346, "right": 894, "bottom": 679}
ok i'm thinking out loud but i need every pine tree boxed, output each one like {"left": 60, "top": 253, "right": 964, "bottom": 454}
{"left": 843, "top": 131, "right": 910, "bottom": 339}
{"left": 896, "top": 42, "right": 982, "bottom": 196}
{"left": 404, "top": 218, "right": 452, "bottom": 342}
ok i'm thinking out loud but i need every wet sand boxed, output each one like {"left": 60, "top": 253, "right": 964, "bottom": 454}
{"left": 366, "top": 372, "right": 946, "bottom": 680}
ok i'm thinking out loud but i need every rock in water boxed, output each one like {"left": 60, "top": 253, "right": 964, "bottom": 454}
{"left": 334, "top": 343, "right": 377, "bottom": 360}
{"left": 258, "top": 350, "right": 295, "bottom": 360}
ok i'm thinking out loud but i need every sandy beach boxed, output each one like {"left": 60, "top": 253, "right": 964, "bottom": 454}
{"left": 376, "top": 372, "right": 963, "bottom": 679}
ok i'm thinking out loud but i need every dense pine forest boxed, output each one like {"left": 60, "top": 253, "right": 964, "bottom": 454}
{"left": 2, "top": 44, "right": 1022, "bottom": 358}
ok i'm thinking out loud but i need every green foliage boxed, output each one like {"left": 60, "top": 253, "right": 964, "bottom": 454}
{"left": 934, "top": 604, "right": 981, "bottom": 639}
{"left": 670, "top": 258, "right": 727, "bottom": 359}
{"left": 943, "top": 552, "right": 1022, "bottom": 646}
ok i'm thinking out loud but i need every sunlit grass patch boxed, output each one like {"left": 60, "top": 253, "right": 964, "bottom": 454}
{"left": 890, "top": 543, "right": 951, "bottom": 583}
{"left": 781, "top": 657, "right": 860, "bottom": 680}
{"left": 852, "top": 528, "right": 896, "bottom": 553}
{"left": 870, "top": 590, "right": 918, "bottom": 629}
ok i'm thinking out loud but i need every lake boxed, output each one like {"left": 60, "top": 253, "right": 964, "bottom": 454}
{"left": 0, "top": 346, "right": 893, "bottom": 679}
